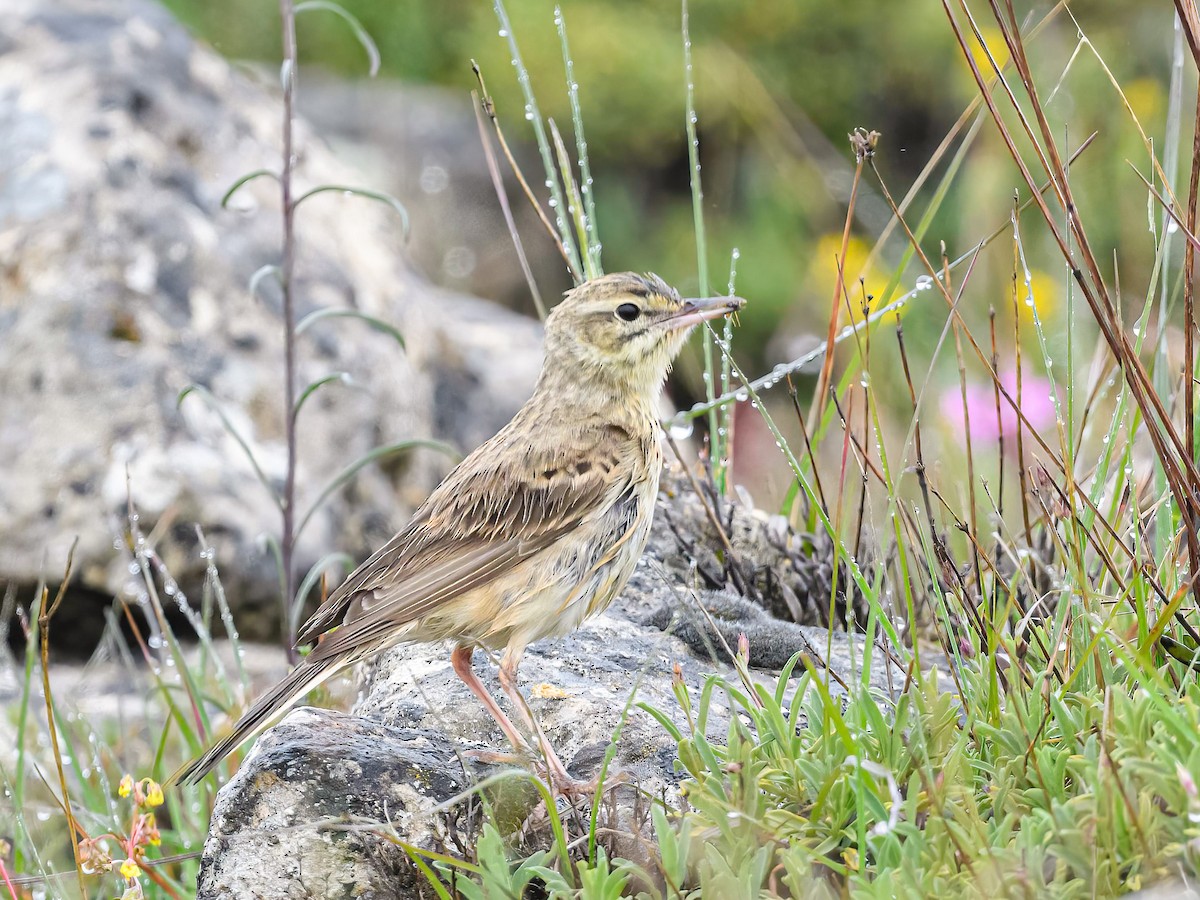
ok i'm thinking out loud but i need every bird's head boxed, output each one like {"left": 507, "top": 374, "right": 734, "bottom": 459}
{"left": 540, "top": 272, "right": 744, "bottom": 400}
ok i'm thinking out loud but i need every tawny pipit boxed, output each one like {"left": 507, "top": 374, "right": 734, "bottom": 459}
{"left": 178, "top": 272, "right": 744, "bottom": 791}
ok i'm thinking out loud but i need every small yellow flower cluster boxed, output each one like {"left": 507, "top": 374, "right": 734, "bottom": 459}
{"left": 77, "top": 774, "right": 166, "bottom": 896}
{"left": 117, "top": 774, "right": 165, "bottom": 809}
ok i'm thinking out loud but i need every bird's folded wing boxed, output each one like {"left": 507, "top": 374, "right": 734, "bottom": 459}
{"left": 296, "top": 430, "right": 632, "bottom": 654}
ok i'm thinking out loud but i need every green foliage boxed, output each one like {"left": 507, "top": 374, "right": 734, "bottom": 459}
{"left": 160, "top": 0, "right": 1173, "bottom": 387}
{"left": 441, "top": 823, "right": 550, "bottom": 898}
{"left": 1, "top": 528, "right": 246, "bottom": 896}
{"left": 659, "top": 659, "right": 1200, "bottom": 897}
{"left": 427, "top": 643, "right": 1200, "bottom": 898}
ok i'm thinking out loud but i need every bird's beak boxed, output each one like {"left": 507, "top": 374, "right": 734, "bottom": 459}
{"left": 666, "top": 295, "right": 746, "bottom": 331}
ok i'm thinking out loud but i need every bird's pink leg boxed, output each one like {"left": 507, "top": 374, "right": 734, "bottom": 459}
{"left": 497, "top": 647, "right": 598, "bottom": 797}
{"left": 450, "top": 645, "right": 531, "bottom": 755}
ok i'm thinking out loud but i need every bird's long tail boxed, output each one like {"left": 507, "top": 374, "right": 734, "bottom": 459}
{"left": 172, "top": 654, "right": 342, "bottom": 786}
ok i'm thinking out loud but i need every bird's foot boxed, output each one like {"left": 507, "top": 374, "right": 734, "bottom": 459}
{"left": 539, "top": 760, "right": 630, "bottom": 799}
{"left": 465, "top": 748, "right": 613, "bottom": 798}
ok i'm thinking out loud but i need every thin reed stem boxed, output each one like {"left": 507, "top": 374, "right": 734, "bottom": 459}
{"left": 278, "top": 0, "right": 300, "bottom": 664}
{"left": 681, "top": 0, "right": 718, "bottom": 476}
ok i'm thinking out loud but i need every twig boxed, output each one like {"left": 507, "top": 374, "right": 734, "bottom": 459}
{"left": 0, "top": 858, "right": 17, "bottom": 900}
{"left": 279, "top": 0, "right": 300, "bottom": 663}
{"left": 6, "top": 852, "right": 204, "bottom": 889}
{"left": 784, "top": 373, "right": 827, "bottom": 516}
{"left": 470, "top": 87, "right": 545, "bottom": 319}
{"left": 896, "top": 316, "right": 952, "bottom": 603}
{"left": 1174, "top": 0, "right": 1200, "bottom": 68}
{"left": 1184, "top": 81, "right": 1200, "bottom": 465}
{"left": 810, "top": 129, "right": 872, "bottom": 433}
{"left": 952, "top": 0, "right": 1200, "bottom": 619}
{"left": 1009, "top": 200, "right": 1035, "bottom": 564}
{"left": 944, "top": 243, "right": 983, "bottom": 603}
{"left": 472, "top": 61, "right": 581, "bottom": 283}
{"left": 37, "top": 541, "right": 87, "bottom": 898}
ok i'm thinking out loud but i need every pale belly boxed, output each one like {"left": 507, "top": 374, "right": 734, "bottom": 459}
{"left": 408, "top": 469, "right": 659, "bottom": 653}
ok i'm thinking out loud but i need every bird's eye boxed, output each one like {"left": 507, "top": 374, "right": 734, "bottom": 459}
{"left": 615, "top": 303, "right": 641, "bottom": 322}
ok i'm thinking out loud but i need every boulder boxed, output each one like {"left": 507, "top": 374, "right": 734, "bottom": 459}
{"left": 0, "top": 0, "right": 542, "bottom": 646}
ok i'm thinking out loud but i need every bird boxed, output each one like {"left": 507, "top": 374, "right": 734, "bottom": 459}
{"left": 176, "top": 272, "right": 744, "bottom": 793}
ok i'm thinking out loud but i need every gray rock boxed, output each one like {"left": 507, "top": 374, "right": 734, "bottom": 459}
{"left": 1125, "top": 884, "right": 1200, "bottom": 900}
{"left": 198, "top": 709, "right": 464, "bottom": 900}
{"left": 199, "top": 616, "right": 899, "bottom": 899}
{"left": 196, "top": 616, "right": 723, "bottom": 900}
{"left": 647, "top": 467, "right": 873, "bottom": 635}
{"left": 0, "top": 0, "right": 542, "bottom": 643}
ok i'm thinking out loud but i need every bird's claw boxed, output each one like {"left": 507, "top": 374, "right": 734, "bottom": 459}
{"left": 463, "top": 747, "right": 603, "bottom": 798}
{"left": 542, "top": 764, "right": 630, "bottom": 799}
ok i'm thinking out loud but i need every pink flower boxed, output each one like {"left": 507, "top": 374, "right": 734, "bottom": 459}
{"left": 939, "top": 367, "right": 1057, "bottom": 445}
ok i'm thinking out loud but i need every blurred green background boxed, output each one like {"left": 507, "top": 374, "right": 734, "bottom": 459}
{"left": 159, "top": 0, "right": 1176, "bottom": 342}
{"left": 158, "top": 0, "right": 1187, "bottom": 500}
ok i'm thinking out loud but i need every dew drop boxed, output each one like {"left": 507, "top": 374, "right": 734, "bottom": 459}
{"left": 668, "top": 421, "right": 695, "bottom": 440}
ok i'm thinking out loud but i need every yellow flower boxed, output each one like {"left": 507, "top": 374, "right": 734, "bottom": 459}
{"left": 140, "top": 813, "right": 162, "bottom": 847}
{"left": 807, "top": 233, "right": 888, "bottom": 324}
{"left": 118, "top": 858, "right": 142, "bottom": 880}
{"left": 1016, "top": 268, "right": 1062, "bottom": 326}
{"left": 142, "top": 779, "right": 164, "bottom": 808}
{"left": 842, "top": 846, "right": 860, "bottom": 871}
{"left": 967, "top": 25, "right": 1010, "bottom": 76}
{"left": 118, "top": 774, "right": 134, "bottom": 799}
{"left": 1124, "top": 77, "right": 1163, "bottom": 130}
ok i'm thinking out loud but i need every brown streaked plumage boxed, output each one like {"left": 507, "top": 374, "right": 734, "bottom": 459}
{"left": 177, "top": 272, "right": 744, "bottom": 791}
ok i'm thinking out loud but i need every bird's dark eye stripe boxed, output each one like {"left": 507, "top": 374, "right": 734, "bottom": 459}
{"left": 615, "top": 303, "right": 641, "bottom": 322}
